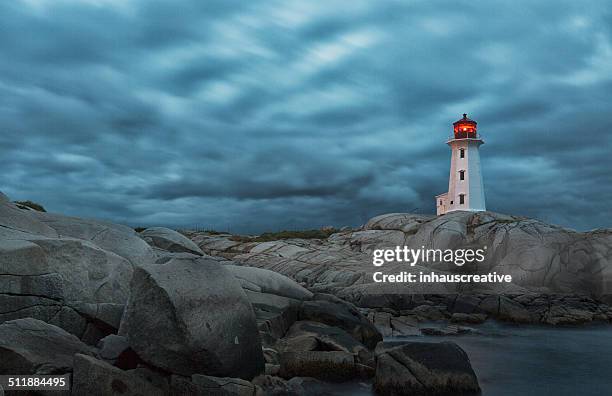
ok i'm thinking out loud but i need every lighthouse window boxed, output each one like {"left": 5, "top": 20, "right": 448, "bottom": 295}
{"left": 459, "top": 170, "right": 465, "bottom": 180}
{"left": 459, "top": 194, "right": 465, "bottom": 204}
{"left": 460, "top": 149, "right": 465, "bottom": 158}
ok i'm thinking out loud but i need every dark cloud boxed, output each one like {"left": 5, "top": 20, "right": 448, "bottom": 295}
{"left": 1, "top": 0, "right": 611, "bottom": 233}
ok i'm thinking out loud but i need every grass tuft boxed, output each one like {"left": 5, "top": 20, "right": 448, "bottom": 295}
{"left": 230, "top": 228, "right": 339, "bottom": 242}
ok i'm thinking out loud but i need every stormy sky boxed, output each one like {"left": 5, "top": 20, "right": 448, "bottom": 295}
{"left": 1, "top": 0, "right": 612, "bottom": 233}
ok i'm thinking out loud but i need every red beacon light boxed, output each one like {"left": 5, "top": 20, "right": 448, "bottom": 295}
{"left": 453, "top": 113, "right": 477, "bottom": 139}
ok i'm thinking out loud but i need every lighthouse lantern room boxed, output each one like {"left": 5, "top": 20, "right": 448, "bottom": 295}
{"left": 436, "top": 114, "right": 486, "bottom": 215}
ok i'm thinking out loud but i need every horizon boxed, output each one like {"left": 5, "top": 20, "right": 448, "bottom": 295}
{"left": 10, "top": 199, "right": 595, "bottom": 235}
{"left": 2, "top": 1, "right": 612, "bottom": 233}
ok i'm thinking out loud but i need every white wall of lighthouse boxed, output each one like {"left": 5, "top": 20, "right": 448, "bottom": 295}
{"left": 436, "top": 114, "right": 486, "bottom": 215}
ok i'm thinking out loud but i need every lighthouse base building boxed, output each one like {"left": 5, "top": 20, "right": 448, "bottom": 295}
{"left": 436, "top": 114, "right": 486, "bottom": 216}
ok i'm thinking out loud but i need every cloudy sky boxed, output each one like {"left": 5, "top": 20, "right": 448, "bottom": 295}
{"left": 1, "top": 0, "right": 611, "bottom": 232}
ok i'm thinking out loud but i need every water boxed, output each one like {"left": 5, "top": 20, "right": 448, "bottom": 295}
{"left": 326, "top": 322, "right": 612, "bottom": 396}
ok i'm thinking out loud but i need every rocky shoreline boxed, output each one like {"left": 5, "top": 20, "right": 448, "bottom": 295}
{"left": 1, "top": 192, "right": 611, "bottom": 395}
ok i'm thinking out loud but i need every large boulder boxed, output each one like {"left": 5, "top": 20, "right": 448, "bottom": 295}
{"left": 299, "top": 295, "right": 382, "bottom": 349}
{"left": 226, "top": 265, "right": 313, "bottom": 300}
{"left": 31, "top": 211, "right": 156, "bottom": 265}
{"left": 0, "top": 239, "right": 67, "bottom": 328}
{"left": 374, "top": 342, "right": 480, "bottom": 395}
{"left": 72, "top": 354, "right": 165, "bottom": 396}
{"left": 0, "top": 199, "right": 57, "bottom": 237}
{"left": 0, "top": 231, "right": 134, "bottom": 338}
{"left": 140, "top": 227, "right": 204, "bottom": 256}
{"left": 0, "top": 318, "right": 94, "bottom": 374}
{"left": 0, "top": 197, "right": 160, "bottom": 340}
{"left": 361, "top": 211, "right": 612, "bottom": 297}
{"left": 279, "top": 351, "right": 371, "bottom": 382}
{"left": 27, "top": 237, "right": 134, "bottom": 304}
{"left": 245, "top": 290, "right": 301, "bottom": 343}
{"left": 229, "top": 266, "right": 312, "bottom": 345}
{"left": 279, "top": 321, "right": 372, "bottom": 365}
{"left": 119, "top": 257, "right": 264, "bottom": 379}
{"left": 0, "top": 236, "right": 132, "bottom": 344}
{"left": 0, "top": 232, "right": 134, "bottom": 336}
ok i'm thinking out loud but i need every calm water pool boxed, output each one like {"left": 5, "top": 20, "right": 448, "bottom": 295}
{"left": 324, "top": 322, "right": 612, "bottom": 396}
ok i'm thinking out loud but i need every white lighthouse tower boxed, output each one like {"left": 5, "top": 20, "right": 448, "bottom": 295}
{"left": 435, "top": 114, "right": 486, "bottom": 215}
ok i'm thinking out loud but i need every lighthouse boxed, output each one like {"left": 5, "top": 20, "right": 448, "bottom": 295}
{"left": 435, "top": 114, "right": 486, "bottom": 215}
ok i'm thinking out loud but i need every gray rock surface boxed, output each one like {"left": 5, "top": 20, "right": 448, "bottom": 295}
{"left": 72, "top": 354, "right": 165, "bottom": 396}
{"left": 97, "top": 334, "right": 141, "bottom": 369}
{"left": 0, "top": 197, "right": 155, "bottom": 339}
{"left": 279, "top": 321, "right": 372, "bottom": 366}
{"left": 251, "top": 375, "right": 288, "bottom": 395}
{"left": 140, "top": 227, "right": 204, "bottom": 256}
{"left": 98, "top": 334, "right": 130, "bottom": 360}
{"left": 371, "top": 311, "right": 393, "bottom": 337}
{"left": 31, "top": 211, "right": 157, "bottom": 265}
{"left": 0, "top": 318, "right": 94, "bottom": 374}
{"left": 226, "top": 265, "right": 313, "bottom": 300}
{"left": 170, "top": 374, "right": 261, "bottom": 396}
{"left": 374, "top": 341, "right": 480, "bottom": 395}
{"left": 279, "top": 351, "right": 369, "bottom": 381}
{"left": 365, "top": 293, "right": 611, "bottom": 326}
{"left": 0, "top": 235, "right": 133, "bottom": 339}
{"left": 252, "top": 375, "right": 335, "bottom": 396}
{"left": 389, "top": 316, "right": 420, "bottom": 337}
{"left": 169, "top": 375, "right": 201, "bottom": 395}
{"left": 0, "top": 294, "right": 87, "bottom": 339}
{"left": 476, "top": 295, "right": 534, "bottom": 323}
{"left": 2, "top": 192, "right": 611, "bottom": 392}
{"left": 450, "top": 312, "right": 487, "bottom": 324}
{"left": 246, "top": 290, "right": 301, "bottom": 344}
{"left": 191, "top": 374, "right": 260, "bottom": 396}
{"left": 70, "top": 302, "right": 125, "bottom": 332}
{"left": 190, "top": 211, "right": 612, "bottom": 301}
{"left": 119, "top": 257, "right": 264, "bottom": 379}
{"left": 27, "top": 237, "right": 133, "bottom": 304}
{"left": 299, "top": 295, "right": 382, "bottom": 349}
{"left": 420, "top": 324, "right": 476, "bottom": 336}
{"left": 542, "top": 305, "right": 595, "bottom": 325}
{"left": 127, "top": 367, "right": 170, "bottom": 393}
{"left": 153, "top": 248, "right": 202, "bottom": 263}
{"left": 0, "top": 198, "right": 57, "bottom": 237}
{"left": 233, "top": 266, "right": 315, "bottom": 348}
